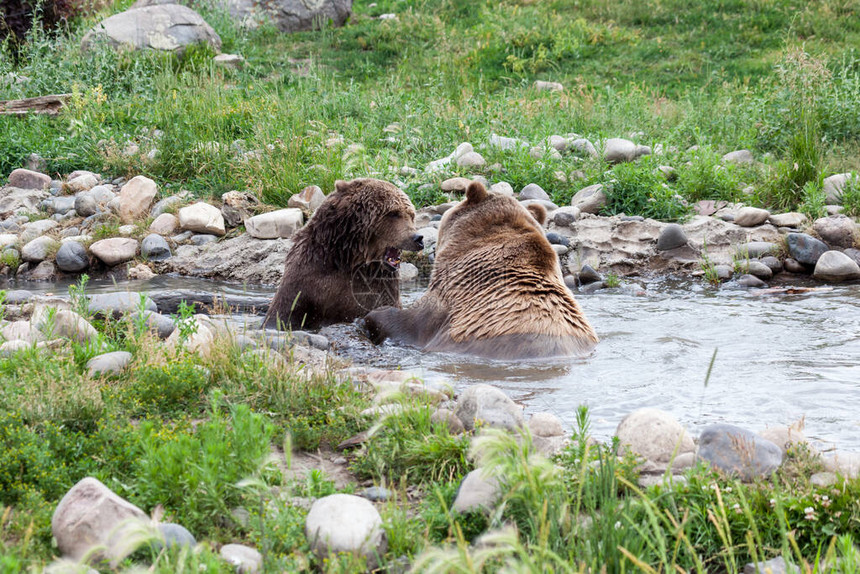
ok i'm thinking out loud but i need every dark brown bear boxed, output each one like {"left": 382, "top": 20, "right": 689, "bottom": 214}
{"left": 365, "top": 181, "right": 598, "bottom": 359}
{"left": 264, "top": 178, "right": 423, "bottom": 330}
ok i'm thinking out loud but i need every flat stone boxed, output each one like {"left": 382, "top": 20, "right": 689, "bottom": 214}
{"left": 190, "top": 234, "right": 218, "bottom": 246}
{"left": 452, "top": 468, "right": 500, "bottom": 513}
{"left": 213, "top": 53, "right": 244, "bottom": 68}
{"left": 149, "top": 213, "right": 179, "bottom": 235}
{"left": 51, "top": 477, "right": 148, "bottom": 563}
{"left": 454, "top": 384, "right": 523, "bottom": 431}
{"left": 305, "top": 494, "right": 385, "bottom": 565}
{"left": 20, "top": 219, "right": 59, "bottom": 244}
{"left": 721, "top": 149, "right": 754, "bottom": 164}
{"left": 244, "top": 208, "right": 303, "bottom": 239}
{"left": 767, "top": 212, "right": 806, "bottom": 228}
{"left": 813, "top": 250, "right": 860, "bottom": 282}
{"left": 747, "top": 260, "right": 773, "bottom": 280}
{"left": 519, "top": 183, "right": 550, "bottom": 201}
{"left": 89, "top": 238, "right": 139, "bottom": 266}
{"left": 786, "top": 233, "right": 829, "bottom": 266}
{"left": 87, "top": 351, "right": 133, "bottom": 376}
{"left": 813, "top": 215, "right": 857, "bottom": 248}
{"left": 219, "top": 544, "right": 263, "bottom": 574}
{"left": 64, "top": 173, "right": 99, "bottom": 193}
{"left": 179, "top": 202, "right": 226, "bottom": 236}
{"left": 734, "top": 207, "right": 770, "bottom": 227}
{"left": 8, "top": 168, "right": 51, "bottom": 190}
{"left": 696, "top": 424, "right": 783, "bottom": 481}
{"left": 570, "top": 184, "right": 606, "bottom": 214}
{"left": 737, "top": 274, "right": 767, "bottom": 288}
{"left": 56, "top": 241, "right": 89, "bottom": 272}
{"left": 604, "top": 138, "right": 650, "bottom": 163}
{"left": 89, "top": 292, "right": 157, "bottom": 318}
{"left": 657, "top": 223, "right": 687, "bottom": 250}
{"left": 141, "top": 234, "right": 171, "bottom": 261}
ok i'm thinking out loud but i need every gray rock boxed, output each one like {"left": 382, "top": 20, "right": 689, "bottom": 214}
{"left": 34, "top": 309, "right": 98, "bottom": 343}
{"left": 550, "top": 206, "right": 580, "bottom": 227}
{"left": 82, "top": 5, "right": 222, "bottom": 53}
{"left": 20, "top": 219, "right": 59, "bottom": 244}
{"left": 190, "top": 234, "right": 218, "bottom": 246}
{"left": 89, "top": 292, "right": 157, "bottom": 318}
{"left": 569, "top": 137, "right": 598, "bottom": 158}
{"left": 519, "top": 198, "right": 558, "bottom": 212}
{"left": 529, "top": 412, "right": 568, "bottom": 456}
{"left": 74, "top": 192, "right": 98, "bottom": 217}
{"left": 490, "top": 181, "right": 514, "bottom": 196}
{"left": 810, "top": 472, "right": 837, "bottom": 487}
{"left": 767, "top": 212, "right": 806, "bottom": 228}
{"left": 289, "top": 330, "right": 330, "bottom": 351}
{"left": 488, "top": 133, "right": 528, "bottom": 151}
{"left": 696, "top": 424, "right": 783, "bottom": 480}
{"left": 454, "top": 384, "right": 523, "bottom": 432}
{"left": 89, "top": 238, "right": 139, "bottom": 266}
{"left": 570, "top": 184, "right": 606, "bottom": 214}
{"left": 456, "top": 151, "right": 486, "bottom": 168}
{"left": 129, "top": 310, "right": 176, "bottom": 339}
{"left": 361, "top": 486, "right": 392, "bottom": 502}
{"left": 56, "top": 241, "right": 90, "bottom": 273}
{"left": 287, "top": 185, "right": 325, "bottom": 215}
{"left": 213, "top": 53, "right": 244, "bottom": 68}
{"left": 21, "top": 236, "right": 59, "bottom": 263}
{"left": 47, "top": 196, "right": 77, "bottom": 215}
{"left": 604, "top": 138, "right": 650, "bottom": 163}
{"left": 715, "top": 265, "right": 733, "bottom": 280}
{"left": 822, "top": 172, "right": 859, "bottom": 205}
{"left": 737, "top": 274, "right": 767, "bottom": 288}
{"left": 759, "top": 256, "right": 783, "bottom": 274}
{"left": 89, "top": 185, "right": 116, "bottom": 205}
{"left": 179, "top": 202, "right": 226, "bottom": 236}
{"left": 61, "top": 227, "right": 81, "bottom": 239}
{"left": 154, "top": 523, "right": 196, "bottom": 550}
{"left": 746, "top": 260, "right": 773, "bottom": 280}
{"left": 8, "top": 168, "right": 51, "bottom": 190}
{"left": 616, "top": 408, "right": 695, "bottom": 468}
{"left": 219, "top": 544, "right": 263, "bottom": 574}
{"left": 533, "top": 80, "right": 564, "bottom": 92}
{"left": 734, "top": 207, "right": 770, "bottom": 227}
{"left": 51, "top": 477, "right": 148, "bottom": 563}
{"left": 87, "top": 351, "right": 133, "bottom": 376}
{"left": 3, "top": 320, "right": 42, "bottom": 342}
{"left": 577, "top": 264, "right": 602, "bottom": 285}
{"left": 783, "top": 258, "right": 806, "bottom": 274}
{"left": 305, "top": 494, "right": 385, "bottom": 565}
{"left": 430, "top": 408, "right": 465, "bottom": 434}
{"left": 657, "top": 224, "right": 687, "bottom": 250}
{"left": 441, "top": 177, "right": 472, "bottom": 193}
{"left": 5, "top": 290, "right": 34, "bottom": 304}
{"left": 141, "top": 234, "right": 171, "bottom": 261}
{"left": 845, "top": 248, "right": 860, "bottom": 267}
{"left": 519, "top": 183, "right": 550, "bottom": 201}
{"left": 822, "top": 451, "right": 860, "bottom": 478}
{"left": 244, "top": 208, "right": 303, "bottom": 239}
{"left": 721, "top": 149, "right": 754, "bottom": 164}
{"left": 657, "top": 165, "right": 677, "bottom": 181}
{"left": 786, "top": 233, "right": 829, "bottom": 266}
{"left": 150, "top": 195, "right": 184, "bottom": 218}
{"left": 545, "top": 232, "right": 570, "bottom": 247}
{"left": 65, "top": 172, "right": 99, "bottom": 192}
{"left": 813, "top": 215, "right": 857, "bottom": 248}
{"left": 813, "top": 250, "right": 860, "bottom": 282}
{"left": 452, "top": 468, "right": 500, "bottom": 513}
{"left": 166, "top": 0, "right": 353, "bottom": 33}
{"left": 28, "top": 260, "right": 57, "bottom": 281}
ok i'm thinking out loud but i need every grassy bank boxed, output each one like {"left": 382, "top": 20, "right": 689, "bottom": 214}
{"left": 2, "top": 0, "right": 860, "bottom": 217}
{"left": 1, "top": 283, "right": 859, "bottom": 571}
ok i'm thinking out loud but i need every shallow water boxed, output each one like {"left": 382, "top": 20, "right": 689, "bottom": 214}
{"left": 16, "top": 275, "right": 860, "bottom": 449}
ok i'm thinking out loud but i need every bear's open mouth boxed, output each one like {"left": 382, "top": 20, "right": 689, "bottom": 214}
{"left": 383, "top": 247, "right": 402, "bottom": 270}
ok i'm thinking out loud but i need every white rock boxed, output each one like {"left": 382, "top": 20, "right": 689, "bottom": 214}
{"left": 21, "top": 236, "right": 59, "bottom": 263}
{"left": 454, "top": 384, "right": 523, "bottom": 431}
{"left": 533, "top": 80, "right": 564, "bottom": 92}
{"left": 616, "top": 408, "right": 695, "bottom": 466}
{"left": 213, "top": 53, "right": 244, "bottom": 69}
{"left": 734, "top": 206, "right": 770, "bottom": 227}
{"left": 118, "top": 175, "right": 158, "bottom": 223}
{"left": 166, "top": 314, "right": 215, "bottom": 356}
{"left": 51, "top": 477, "right": 149, "bottom": 564}
{"left": 604, "top": 138, "right": 650, "bottom": 163}
{"left": 149, "top": 213, "right": 179, "bottom": 235}
{"left": 451, "top": 142, "right": 474, "bottom": 160}
{"left": 20, "top": 219, "right": 59, "bottom": 244}
{"left": 570, "top": 184, "right": 606, "bottom": 214}
{"left": 87, "top": 351, "right": 133, "bottom": 376}
{"left": 220, "top": 544, "right": 262, "bottom": 574}
{"left": 456, "top": 151, "right": 486, "bottom": 168}
{"left": 2, "top": 320, "right": 44, "bottom": 343}
{"left": 244, "top": 209, "right": 304, "bottom": 239}
{"left": 452, "top": 468, "right": 501, "bottom": 513}
{"left": 178, "top": 202, "right": 226, "bottom": 236}
{"left": 822, "top": 173, "right": 859, "bottom": 205}
{"left": 89, "top": 238, "right": 139, "bottom": 266}
{"left": 768, "top": 212, "right": 806, "bottom": 227}
{"left": 490, "top": 182, "right": 514, "bottom": 196}
{"left": 65, "top": 173, "right": 99, "bottom": 193}
{"left": 813, "top": 250, "right": 860, "bottom": 282}
{"left": 305, "top": 494, "right": 385, "bottom": 565}
{"left": 34, "top": 309, "right": 98, "bottom": 343}
{"left": 489, "top": 133, "right": 528, "bottom": 151}
{"left": 0, "top": 233, "right": 18, "bottom": 248}
{"left": 721, "top": 149, "right": 754, "bottom": 164}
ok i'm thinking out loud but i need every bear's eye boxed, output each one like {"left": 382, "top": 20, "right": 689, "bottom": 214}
{"left": 385, "top": 211, "right": 401, "bottom": 219}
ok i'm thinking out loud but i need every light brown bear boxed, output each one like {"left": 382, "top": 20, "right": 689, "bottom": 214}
{"left": 264, "top": 178, "right": 423, "bottom": 330}
{"left": 365, "top": 181, "right": 598, "bottom": 359}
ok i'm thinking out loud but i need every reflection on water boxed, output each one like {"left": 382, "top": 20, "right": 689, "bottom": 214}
{"left": 14, "top": 274, "right": 860, "bottom": 449}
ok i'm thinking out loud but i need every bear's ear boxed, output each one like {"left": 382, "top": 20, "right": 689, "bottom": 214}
{"left": 334, "top": 180, "right": 351, "bottom": 194}
{"left": 526, "top": 203, "right": 547, "bottom": 225}
{"left": 465, "top": 181, "right": 488, "bottom": 204}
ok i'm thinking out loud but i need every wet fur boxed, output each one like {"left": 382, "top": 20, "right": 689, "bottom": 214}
{"left": 365, "top": 181, "right": 599, "bottom": 359}
{"left": 264, "top": 178, "right": 417, "bottom": 330}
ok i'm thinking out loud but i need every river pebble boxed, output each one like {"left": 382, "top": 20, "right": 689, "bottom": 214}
{"left": 141, "top": 234, "right": 171, "bottom": 261}
{"left": 786, "top": 233, "right": 828, "bottom": 266}
{"left": 657, "top": 223, "right": 687, "bottom": 250}
{"left": 220, "top": 544, "right": 263, "bottom": 574}
{"left": 570, "top": 184, "right": 606, "bottom": 214}
{"left": 56, "top": 241, "right": 90, "bottom": 272}
{"left": 87, "top": 351, "right": 132, "bottom": 376}
{"left": 813, "top": 215, "right": 857, "bottom": 248}
{"left": 305, "top": 494, "right": 385, "bottom": 566}
{"left": 89, "top": 238, "right": 139, "bottom": 266}
{"left": 616, "top": 408, "right": 695, "bottom": 470}
{"left": 746, "top": 260, "right": 773, "bottom": 280}
{"left": 813, "top": 250, "right": 860, "bottom": 282}
{"left": 697, "top": 424, "right": 783, "bottom": 481}
{"left": 453, "top": 468, "right": 500, "bottom": 513}
{"left": 154, "top": 523, "right": 196, "bottom": 550}
{"left": 454, "top": 384, "right": 523, "bottom": 432}
{"left": 520, "top": 183, "right": 550, "bottom": 201}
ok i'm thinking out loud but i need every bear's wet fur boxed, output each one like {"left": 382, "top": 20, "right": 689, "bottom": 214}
{"left": 365, "top": 181, "right": 598, "bottom": 359}
{"left": 264, "top": 178, "right": 422, "bottom": 331}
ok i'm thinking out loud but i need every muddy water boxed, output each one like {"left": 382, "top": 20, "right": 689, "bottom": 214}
{"left": 16, "top": 275, "right": 860, "bottom": 449}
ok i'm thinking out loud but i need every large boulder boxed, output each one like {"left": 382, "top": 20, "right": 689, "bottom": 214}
{"left": 813, "top": 250, "right": 860, "bottom": 282}
{"left": 82, "top": 5, "right": 221, "bottom": 53}
{"left": 305, "top": 494, "right": 385, "bottom": 566}
{"left": 179, "top": 202, "right": 226, "bottom": 236}
{"left": 813, "top": 215, "right": 857, "bottom": 248}
{"left": 133, "top": 0, "right": 351, "bottom": 32}
{"left": 8, "top": 168, "right": 51, "bottom": 190}
{"left": 786, "top": 233, "right": 829, "bottom": 266}
{"left": 616, "top": 408, "right": 695, "bottom": 468}
{"left": 118, "top": 175, "right": 158, "bottom": 223}
{"left": 696, "top": 424, "right": 783, "bottom": 481}
{"left": 52, "top": 477, "right": 149, "bottom": 564}
{"left": 244, "top": 208, "right": 303, "bottom": 239}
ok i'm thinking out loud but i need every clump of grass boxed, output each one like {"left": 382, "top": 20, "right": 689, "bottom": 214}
{"left": 840, "top": 172, "right": 860, "bottom": 217}
{"left": 600, "top": 157, "right": 691, "bottom": 221}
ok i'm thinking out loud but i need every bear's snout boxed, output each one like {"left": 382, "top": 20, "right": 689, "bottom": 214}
{"left": 410, "top": 234, "right": 424, "bottom": 250}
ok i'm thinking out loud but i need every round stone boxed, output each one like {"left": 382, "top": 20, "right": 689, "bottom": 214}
{"left": 519, "top": 183, "right": 550, "bottom": 201}
{"left": 657, "top": 224, "right": 687, "bottom": 251}
{"left": 74, "top": 192, "right": 98, "bottom": 217}
{"left": 616, "top": 408, "right": 695, "bottom": 466}
{"left": 786, "top": 233, "right": 829, "bottom": 266}
{"left": 56, "top": 241, "right": 90, "bottom": 272}
{"left": 141, "top": 233, "right": 171, "bottom": 261}
{"left": 813, "top": 250, "right": 860, "bottom": 282}
{"left": 696, "top": 424, "right": 783, "bottom": 481}
{"left": 305, "top": 494, "right": 386, "bottom": 565}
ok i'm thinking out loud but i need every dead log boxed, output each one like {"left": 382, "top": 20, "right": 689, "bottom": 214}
{"left": 0, "top": 94, "right": 71, "bottom": 116}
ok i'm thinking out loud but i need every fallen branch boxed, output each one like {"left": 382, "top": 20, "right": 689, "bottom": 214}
{"left": 0, "top": 93, "right": 71, "bottom": 116}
